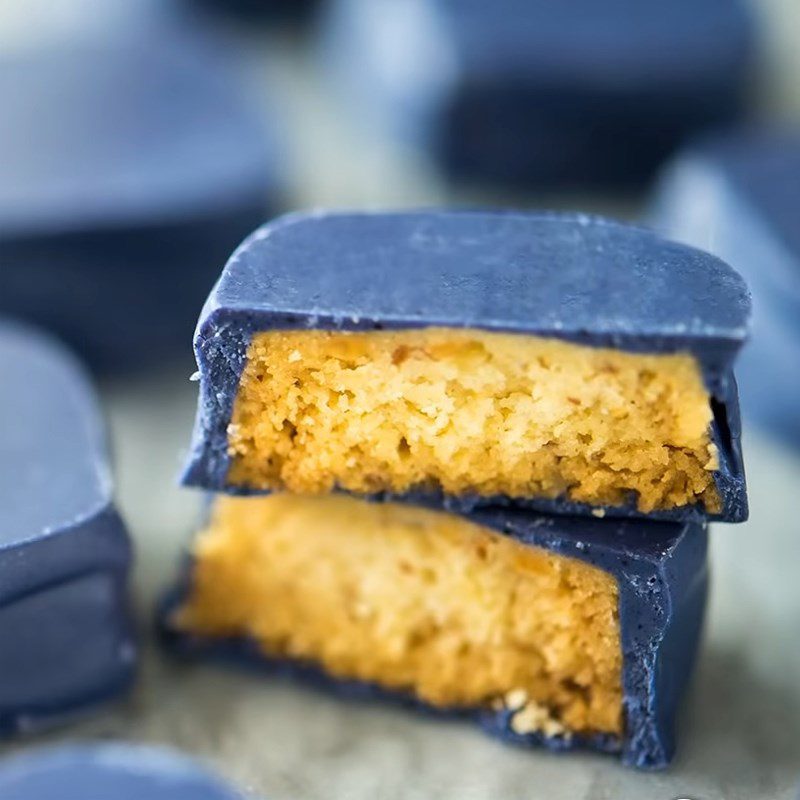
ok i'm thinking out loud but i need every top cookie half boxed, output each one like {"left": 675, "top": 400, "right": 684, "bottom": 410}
{"left": 181, "top": 210, "right": 750, "bottom": 523}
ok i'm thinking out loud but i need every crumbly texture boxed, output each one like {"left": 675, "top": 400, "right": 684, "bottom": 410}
{"left": 174, "top": 494, "right": 623, "bottom": 737}
{"left": 226, "top": 328, "right": 720, "bottom": 514}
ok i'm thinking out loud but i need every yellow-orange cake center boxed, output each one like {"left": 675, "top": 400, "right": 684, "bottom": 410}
{"left": 174, "top": 494, "right": 624, "bottom": 737}
{"left": 226, "top": 328, "right": 720, "bottom": 514}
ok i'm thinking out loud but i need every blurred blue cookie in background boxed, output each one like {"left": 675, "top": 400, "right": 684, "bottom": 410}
{"left": 320, "top": 0, "right": 757, "bottom": 191}
{"left": 0, "top": 744, "right": 246, "bottom": 800}
{"left": 650, "top": 130, "right": 800, "bottom": 448}
{"left": 189, "top": 0, "right": 321, "bottom": 24}
{"left": 0, "top": 323, "right": 135, "bottom": 736}
{"left": 0, "top": 41, "right": 283, "bottom": 372}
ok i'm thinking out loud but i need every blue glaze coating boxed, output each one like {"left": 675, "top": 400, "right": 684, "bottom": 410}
{"left": 321, "top": 0, "right": 756, "bottom": 189}
{"left": 159, "top": 508, "right": 708, "bottom": 769}
{"left": 0, "top": 322, "right": 135, "bottom": 736}
{"left": 0, "top": 43, "right": 280, "bottom": 371}
{"left": 650, "top": 131, "right": 800, "bottom": 447}
{"left": 0, "top": 744, "right": 244, "bottom": 800}
{"left": 181, "top": 210, "right": 750, "bottom": 522}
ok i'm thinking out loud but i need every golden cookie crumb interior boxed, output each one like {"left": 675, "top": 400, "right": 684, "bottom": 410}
{"left": 174, "top": 493, "right": 624, "bottom": 737}
{"left": 226, "top": 328, "right": 720, "bottom": 514}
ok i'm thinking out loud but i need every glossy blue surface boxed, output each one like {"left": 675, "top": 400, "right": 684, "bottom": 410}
{"left": 321, "top": 0, "right": 755, "bottom": 188}
{"left": 161, "top": 508, "right": 708, "bottom": 769}
{"left": 0, "top": 323, "right": 135, "bottom": 736}
{"left": 651, "top": 131, "right": 800, "bottom": 447}
{"left": 182, "top": 210, "right": 750, "bottom": 522}
{"left": 0, "top": 745, "right": 244, "bottom": 800}
{"left": 0, "top": 43, "right": 279, "bottom": 371}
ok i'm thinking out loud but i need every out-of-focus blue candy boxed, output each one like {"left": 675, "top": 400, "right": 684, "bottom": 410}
{"left": 191, "top": 0, "right": 320, "bottom": 23}
{"left": 0, "top": 744, "right": 246, "bottom": 800}
{"left": 321, "top": 0, "right": 756, "bottom": 190}
{"left": 651, "top": 131, "right": 800, "bottom": 448}
{"left": 0, "top": 42, "right": 281, "bottom": 371}
{"left": 0, "top": 323, "right": 135, "bottom": 736}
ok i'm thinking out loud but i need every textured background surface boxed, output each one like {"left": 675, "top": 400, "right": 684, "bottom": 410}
{"left": 1, "top": 1, "right": 799, "bottom": 798}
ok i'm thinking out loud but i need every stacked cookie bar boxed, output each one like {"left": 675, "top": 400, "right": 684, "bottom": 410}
{"left": 163, "top": 211, "right": 750, "bottom": 768}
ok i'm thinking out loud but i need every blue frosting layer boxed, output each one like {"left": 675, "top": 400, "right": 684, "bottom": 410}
{"left": 321, "top": 0, "right": 756, "bottom": 188}
{"left": 650, "top": 131, "right": 800, "bottom": 447}
{"left": 160, "top": 508, "right": 708, "bottom": 769}
{"left": 0, "top": 43, "right": 280, "bottom": 371}
{"left": 0, "top": 745, "right": 244, "bottom": 800}
{"left": 0, "top": 323, "right": 135, "bottom": 735}
{"left": 181, "top": 210, "right": 750, "bottom": 522}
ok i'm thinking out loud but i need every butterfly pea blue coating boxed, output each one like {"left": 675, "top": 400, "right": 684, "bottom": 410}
{"left": 0, "top": 42, "right": 279, "bottom": 372}
{"left": 181, "top": 210, "right": 750, "bottom": 522}
{"left": 0, "top": 323, "right": 135, "bottom": 736}
{"left": 0, "top": 744, "right": 245, "bottom": 800}
{"left": 320, "top": 0, "right": 756, "bottom": 189}
{"left": 650, "top": 132, "right": 800, "bottom": 447}
{"left": 159, "top": 507, "right": 708, "bottom": 769}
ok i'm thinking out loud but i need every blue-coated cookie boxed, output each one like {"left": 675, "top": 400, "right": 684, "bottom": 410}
{"left": 0, "top": 42, "right": 280, "bottom": 371}
{"left": 181, "top": 210, "right": 750, "bottom": 522}
{"left": 0, "top": 744, "right": 244, "bottom": 800}
{"left": 160, "top": 507, "right": 708, "bottom": 769}
{"left": 0, "top": 323, "right": 135, "bottom": 736}
{"left": 192, "top": 0, "right": 320, "bottom": 22}
{"left": 320, "top": 0, "right": 756, "bottom": 189}
{"left": 650, "top": 131, "right": 800, "bottom": 447}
